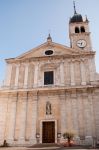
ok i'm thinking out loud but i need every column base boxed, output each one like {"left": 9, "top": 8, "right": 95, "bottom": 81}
{"left": 81, "top": 82, "right": 86, "bottom": 85}
{"left": 71, "top": 83, "right": 75, "bottom": 86}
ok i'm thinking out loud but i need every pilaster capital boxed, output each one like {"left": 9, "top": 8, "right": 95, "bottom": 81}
{"left": 15, "top": 63, "right": 20, "bottom": 67}
{"left": 23, "top": 63, "right": 29, "bottom": 67}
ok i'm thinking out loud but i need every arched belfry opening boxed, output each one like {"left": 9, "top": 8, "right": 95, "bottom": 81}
{"left": 75, "top": 27, "right": 80, "bottom": 33}
{"left": 81, "top": 26, "right": 85, "bottom": 32}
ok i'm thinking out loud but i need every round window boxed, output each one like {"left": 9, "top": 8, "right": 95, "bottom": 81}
{"left": 45, "top": 50, "right": 53, "bottom": 55}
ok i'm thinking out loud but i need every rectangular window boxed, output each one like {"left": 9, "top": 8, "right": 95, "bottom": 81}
{"left": 44, "top": 71, "right": 54, "bottom": 85}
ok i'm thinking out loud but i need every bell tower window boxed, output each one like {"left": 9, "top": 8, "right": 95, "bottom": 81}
{"left": 75, "top": 27, "right": 79, "bottom": 33}
{"left": 44, "top": 71, "right": 54, "bottom": 85}
{"left": 81, "top": 26, "right": 85, "bottom": 32}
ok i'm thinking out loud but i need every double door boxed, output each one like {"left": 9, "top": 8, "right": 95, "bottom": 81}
{"left": 42, "top": 121, "right": 55, "bottom": 143}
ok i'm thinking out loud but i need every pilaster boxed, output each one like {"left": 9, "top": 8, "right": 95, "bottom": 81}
{"left": 88, "top": 90, "right": 96, "bottom": 137}
{"left": 10, "top": 64, "right": 16, "bottom": 87}
{"left": 24, "top": 63, "right": 29, "bottom": 88}
{"left": 18, "top": 64, "right": 25, "bottom": 88}
{"left": 71, "top": 90, "right": 79, "bottom": 135}
{"left": 70, "top": 61, "right": 75, "bottom": 86}
{"left": 4, "top": 64, "right": 12, "bottom": 87}
{"left": 34, "top": 63, "right": 39, "bottom": 87}
{"left": 60, "top": 93, "right": 66, "bottom": 134}
{"left": 15, "top": 64, "right": 20, "bottom": 88}
{"left": 80, "top": 61, "right": 86, "bottom": 85}
{"left": 83, "top": 92, "right": 92, "bottom": 136}
{"left": 60, "top": 62, "right": 64, "bottom": 86}
{"left": 18, "top": 92, "right": 27, "bottom": 142}
{"left": 0, "top": 94, "right": 8, "bottom": 144}
{"left": 29, "top": 92, "right": 38, "bottom": 144}
{"left": 5, "top": 93, "right": 17, "bottom": 143}
{"left": 77, "top": 91, "right": 85, "bottom": 137}
{"left": 65, "top": 91, "right": 73, "bottom": 130}
{"left": 89, "top": 57, "right": 96, "bottom": 82}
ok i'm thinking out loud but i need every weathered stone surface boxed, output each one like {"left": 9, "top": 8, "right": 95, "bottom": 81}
{"left": 0, "top": 11, "right": 99, "bottom": 146}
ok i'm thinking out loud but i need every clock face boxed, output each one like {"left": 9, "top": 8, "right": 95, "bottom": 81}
{"left": 77, "top": 39, "right": 86, "bottom": 48}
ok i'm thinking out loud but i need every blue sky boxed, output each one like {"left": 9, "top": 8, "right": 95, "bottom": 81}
{"left": 0, "top": 0, "right": 99, "bottom": 85}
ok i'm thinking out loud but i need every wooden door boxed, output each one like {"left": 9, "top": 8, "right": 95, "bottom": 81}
{"left": 42, "top": 121, "right": 55, "bottom": 143}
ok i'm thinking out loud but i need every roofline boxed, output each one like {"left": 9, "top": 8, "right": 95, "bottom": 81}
{"left": 5, "top": 41, "right": 77, "bottom": 61}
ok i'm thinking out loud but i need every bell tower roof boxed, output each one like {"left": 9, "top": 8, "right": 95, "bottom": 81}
{"left": 69, "top": 1, "right": 83, "bottom": 23}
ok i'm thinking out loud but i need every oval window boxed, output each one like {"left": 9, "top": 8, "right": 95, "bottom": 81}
{"left": 45, "top": 50, "right": 53, "bottom": 55}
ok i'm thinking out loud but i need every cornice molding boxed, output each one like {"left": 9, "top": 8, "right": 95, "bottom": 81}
{"left": 5, "top": 51, "right": 95, "bottom": 64}
{"left": 0, "top": 84, "right": 99, "bottom": 94}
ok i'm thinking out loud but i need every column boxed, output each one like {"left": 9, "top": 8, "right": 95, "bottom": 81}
{"left": 70, "top": 61, "right": 75, "bottom": 86}
{"left": 34, "top": 63, "right": 39, "bottom": 87}
{"left": 60, "top": 62, "right": 64, "bottom": 86}
{"left": 15, "top": 64, "right": 19, "bottom": 88}
{"left": 24, "top": 64, "right": 29, "bottom": 88}
{"left": 80, "top": 61, "right": 86, "bottom": 85}
{"left": 4, "top": 64, "right": 12, "bottom": 87}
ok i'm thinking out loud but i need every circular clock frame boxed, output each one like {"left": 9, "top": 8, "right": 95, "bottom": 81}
{"left": 76, "top": 39, "right": 87, "bottom": 48}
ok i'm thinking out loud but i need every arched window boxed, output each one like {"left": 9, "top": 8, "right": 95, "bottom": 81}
{"left": 81, "top": 26, "right": 85, "bottom": 32}
{"left": 75, "top": 27, "right": 79, "bottom": 33}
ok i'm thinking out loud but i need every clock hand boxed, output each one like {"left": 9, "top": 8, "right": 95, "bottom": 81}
{"left": 78, "top": 42, "right": 82, "bottom": 45}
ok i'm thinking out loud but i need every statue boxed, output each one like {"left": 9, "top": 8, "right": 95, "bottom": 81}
{"left": 46, "top": 101, "right": 51, "bottom": 115}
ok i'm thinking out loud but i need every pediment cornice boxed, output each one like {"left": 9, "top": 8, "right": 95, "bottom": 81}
{"left": 5, "top": 41, "right": 95, "bottom": 64}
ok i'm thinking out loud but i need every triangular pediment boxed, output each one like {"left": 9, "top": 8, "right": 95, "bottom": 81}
{"left": 16, "top": 41, "right": 79, "bottom": 60}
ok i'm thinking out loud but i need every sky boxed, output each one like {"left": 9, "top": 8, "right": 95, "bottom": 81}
{"left": 0, "top": 0, "right": 99, "bottom": 85}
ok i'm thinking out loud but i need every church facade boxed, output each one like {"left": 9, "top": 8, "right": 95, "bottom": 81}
{"left": 0, "top": 7, "right": 99, "bottom": 146}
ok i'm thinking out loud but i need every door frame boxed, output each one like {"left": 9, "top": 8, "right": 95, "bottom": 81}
{"left": 40, "top": 120, "right": 57, "bottom": 143}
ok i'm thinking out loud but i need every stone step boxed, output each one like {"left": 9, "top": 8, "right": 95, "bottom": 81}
{"left": 28, "top": 143, "right": 61, "bottom": 148}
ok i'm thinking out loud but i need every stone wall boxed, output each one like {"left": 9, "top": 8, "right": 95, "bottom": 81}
{"left": 3, "top": 55, "right": 96, "bottom": 89}
{"left": 0, "top": 87, "right": 99, "bottom": 146}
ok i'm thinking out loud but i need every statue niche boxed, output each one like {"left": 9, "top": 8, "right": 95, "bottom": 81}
{"left": 46, "top": 101, "right": 52, "bottom": 115}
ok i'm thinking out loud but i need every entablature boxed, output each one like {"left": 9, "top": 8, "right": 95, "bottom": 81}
{"left": 5, "top": 51, "right": 95, "bottom": 64}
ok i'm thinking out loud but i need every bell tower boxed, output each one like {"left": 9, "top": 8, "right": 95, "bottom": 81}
{"left": 69, "top": 2, "right": 92, "bottom": 51}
